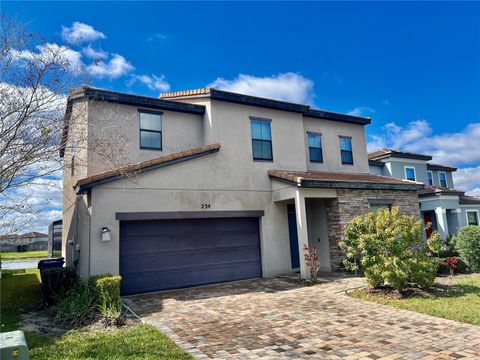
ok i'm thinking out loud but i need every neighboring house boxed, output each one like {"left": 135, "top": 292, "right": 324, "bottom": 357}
{"left": 0, "top": 232, "right": 48, "bottom": 252}
{"left": 20, "top": 231, "right": 48, "bottom": 243}
{"left": 369, "top": 149, "right": 480, "bottom": 239}
{"left": 61, "top": 86, "right": 423, "bottom": 295}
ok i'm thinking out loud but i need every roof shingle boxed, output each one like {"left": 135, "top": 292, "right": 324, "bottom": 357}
{"left": 368, "top": 148, "right": 432, "bottom": 161}
{"left": 268, "top": 170, "right": 424, "bottom": 190}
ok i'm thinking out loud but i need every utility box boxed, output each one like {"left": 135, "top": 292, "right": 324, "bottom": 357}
{"left": 0, "top": 331, "right": 29, "bottom": 360}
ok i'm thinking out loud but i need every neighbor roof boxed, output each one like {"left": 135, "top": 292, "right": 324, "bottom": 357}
{"left": 20, "top": 232, "right": 47, "bottom": 238}
{"left": 427, "top": 163, "right": 457, "bottom": 172}
{"left": 268, "top": 170, "right": 423, "bottom": 190}
{"left": 459, "top": 195, "right": 480, "bottom": 205}
{"left": 368, "top": 148, "right": 433, "bottom": 161}
{"left": 418, "top": 186, "right": 465, "bottom": 197}
{"left": 75, "top": 143, "right": 221, "bottom": 193}
{"left": 160, "top": 88, "right": 371, "bottom": 125}
{"left": 60, "top": 86, "right": 206, "bottom": 157}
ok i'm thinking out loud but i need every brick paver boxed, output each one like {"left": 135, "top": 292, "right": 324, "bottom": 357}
{"left": 125, "top": 276, "right": 480, "bottom": 359}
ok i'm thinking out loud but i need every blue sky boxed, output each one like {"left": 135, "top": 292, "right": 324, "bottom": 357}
{"left": 3, "top": 1, "right": 480, "bottom": 231}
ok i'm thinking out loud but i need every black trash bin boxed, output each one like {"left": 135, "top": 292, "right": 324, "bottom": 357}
{"left": 38, "top": 258, "right": 65, "bottom": 270}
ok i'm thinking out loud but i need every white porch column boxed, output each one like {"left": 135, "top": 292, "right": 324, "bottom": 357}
{"left": 435, "top": 207, "right": 449, "bottom": 239}
{"left": 295, "top": 190, "right": 310, "bottom": 279}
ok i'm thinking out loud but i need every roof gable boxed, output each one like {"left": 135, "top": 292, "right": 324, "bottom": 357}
{"left": 75, "top": 143, "right": 221, "bottom": 193}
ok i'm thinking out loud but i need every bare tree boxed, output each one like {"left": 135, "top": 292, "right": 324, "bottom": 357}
{"left": 0, "top": 15, "right": 136, "bottom": 235}
{"left": 0, "top": 15, "right": 88, "bottom": 234}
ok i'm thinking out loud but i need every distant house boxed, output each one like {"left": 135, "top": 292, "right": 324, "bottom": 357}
{"left": 368, "top": 149, "right": 480, "bottom": 239}
{"left": 0, "top": 232, "right": 48, "bottom": 252}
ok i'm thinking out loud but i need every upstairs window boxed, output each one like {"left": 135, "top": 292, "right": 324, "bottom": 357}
{"left": 139, "top": 110, "right": 162, "bottom": 150}
{"left": 339, "top": 136, "right": 353, "bottom": 165}
{"left": 307, "top": 132, "right": 323, "bottom": 163}
{"left": 405, "top": 166, "right": 416, "bottom": 181}
{"left": 467, "top": 210, "right": 479, "bottom": 226}
{"left": 251, "top": 118, "right": 272, "bottom": 161}
{"left": 439, "top": 172, "right": 447, "bottom": 187}
{"left": 427, "top": 171, "right": 433, "bottom": 186}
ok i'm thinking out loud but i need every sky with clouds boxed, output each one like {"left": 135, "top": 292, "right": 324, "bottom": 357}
{"left": 2, "top": 1, "right": 480, "bottom": 232}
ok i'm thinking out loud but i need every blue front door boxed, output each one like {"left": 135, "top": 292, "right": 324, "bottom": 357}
{"left": 287, "top": 204, "right": 300, "bottom": 269}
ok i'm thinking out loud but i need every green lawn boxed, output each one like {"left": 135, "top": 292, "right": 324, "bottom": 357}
{"left": 1, "top": 269, "right": 42, "bottom": 331}
{"left": 28, "top": 325, "right": 193, "bottom": 360}
{"left": 1, "top": 270, "right": 193, "bottom": 359}
{"left": 350, "top": 274, "right": 480, "bottom": 326}
{"left": 1, "top": 250, "right": 48, "bottom": 260}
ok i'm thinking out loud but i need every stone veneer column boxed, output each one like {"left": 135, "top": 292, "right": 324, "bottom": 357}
{"left": 294, "top": 190, "right": 310, "bottom": 279}
{"left": 435, "top": 207, "right": 449, "bottom": 239}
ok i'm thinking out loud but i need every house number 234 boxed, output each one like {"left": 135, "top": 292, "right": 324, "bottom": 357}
{"left": 201, "top": 203, "right": 211, "bottom": 209}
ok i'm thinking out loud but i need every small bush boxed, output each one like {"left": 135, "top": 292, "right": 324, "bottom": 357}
{"left": 437, "top": 257, "right": 469, "bottom": 275}
{"left": 340, "top": 207, "right": 441, "bottom": 291}
{"left": 40, "top": 267, "right": 77, "bottom": 304}
{"left": 453, "top": 226, "right": 480, "bottom": 272}
{"left": 56, "top": 280, "right": 95, "bottom": 326}
{"left": 89, "top": 275, "right": 123, "bottom": 325}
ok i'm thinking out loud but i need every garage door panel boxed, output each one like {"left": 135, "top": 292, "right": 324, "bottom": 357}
{"left": 120, "top": 217, "right": 262, "bottom": 294}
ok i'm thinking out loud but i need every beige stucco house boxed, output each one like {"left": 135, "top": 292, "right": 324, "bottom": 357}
{"left": 61, "top": 87, "right": 422, "bottom": 294}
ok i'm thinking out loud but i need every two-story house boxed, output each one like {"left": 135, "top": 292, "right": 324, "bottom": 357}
{"left": 369, "top": 149, "right": 480, "bottom": 239}
{"left": 61, "top": 86, "right": 423, "bottom": 295}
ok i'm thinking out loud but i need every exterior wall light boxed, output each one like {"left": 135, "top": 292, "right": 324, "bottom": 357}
{"left": 101, "top": 227, "right": 111, "bottom": 242}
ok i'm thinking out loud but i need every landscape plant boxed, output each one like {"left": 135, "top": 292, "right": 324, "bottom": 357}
{"left": 89, "top": 274, "right": 123, "bottom": 325}
{"left": 55, "top": 280, "right": 95, "bottom": 326}
{"left": 340, "top": 207, "right": 441, "bottom": 290}
{"left": 453, "top": 225, "right": 480, "bottom": 272}
{"left": 303, "top": 244, "right": 320, "bottom": 281}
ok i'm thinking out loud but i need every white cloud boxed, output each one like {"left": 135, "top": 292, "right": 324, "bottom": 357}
{"left": 369, "top": 121, "right": 480, "bottom": 166}
{"left": 147, "top": 33, "right": 168, "bottom": 42}
{"left": 61, "top": 22, "right": 106, "bottom": 45}
{"left": 86, "top": 53, "right": 134, "bottom": 79}
{"left": 348, "top": 107, "right": 375, "bottom": 117}
{"left": 12, "top": 43, "right": 84, "bottom": 74}
{"left": 453, "top": 167, "right": 480, "bottom": 196}
{"left": 128, "top": 74, "right": 171, "bottom": 92}
{"left": 82, "top": 45, "right": 108, "bottom": 60}
{"left": 209, "top": 72, "right": 315, "bottom": 105}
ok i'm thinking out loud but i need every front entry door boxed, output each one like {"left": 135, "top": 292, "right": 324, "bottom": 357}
{"left": 423, "top": 212, "right": 433, "bottom": 238}
{"left": 287, "top": 204, "right": 300, "bottom": 269}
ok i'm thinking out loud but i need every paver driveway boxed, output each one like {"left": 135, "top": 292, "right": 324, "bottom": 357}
{"left": 125, "top": 276, "right": 480, "bottom": 359}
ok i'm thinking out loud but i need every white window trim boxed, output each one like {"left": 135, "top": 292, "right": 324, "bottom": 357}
{"left": 427, "top": 171, "right": 433, "bottom": 186}
{"left": 466, "top": 210, "right": 479, "bottom": 226}
{"left": 404, "top": 166, "right": 416, "bottom": 181}
{"left": 438, "top": 171, "right": 448, "bottom": 187}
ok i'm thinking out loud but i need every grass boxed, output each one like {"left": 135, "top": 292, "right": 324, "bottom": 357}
{"left": 0, "top": 269, "right": 42, "bottom": 331}
{"left": 1, "top": 250, "right": 48, "bottom": 259}
{"left": 350, "top": 274, "right": 480, "bottom": 325}
{"left": 28, "top": 324, "right": 193, "bottom": 360}
{"left": 0, "top": 270, "right": 192, "bottom": 359}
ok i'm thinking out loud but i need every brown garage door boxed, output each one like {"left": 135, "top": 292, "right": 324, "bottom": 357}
{"left": 119, "top": 217, "right": 262, "bottom": 294}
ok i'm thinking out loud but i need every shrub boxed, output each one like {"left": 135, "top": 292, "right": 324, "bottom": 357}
{"left": 40, "top": 267, "right": 77, "bottom": 304}
{"left": 453, "top": 226, "right": 480, "bottom": 272}
{"left": 303, "top": 244, "right": 320, "bottom": 281}
{"left": 436, "top": 256, "right": 469, "bottom": 275}
{"left": 56, "top": 280, "right": 95, "bottom": 326}
{"left": 89, "top": 275, "right": 123, "bottom": 325}
{"left": 339, "top": 207, "right": 441, "bottom": 290}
